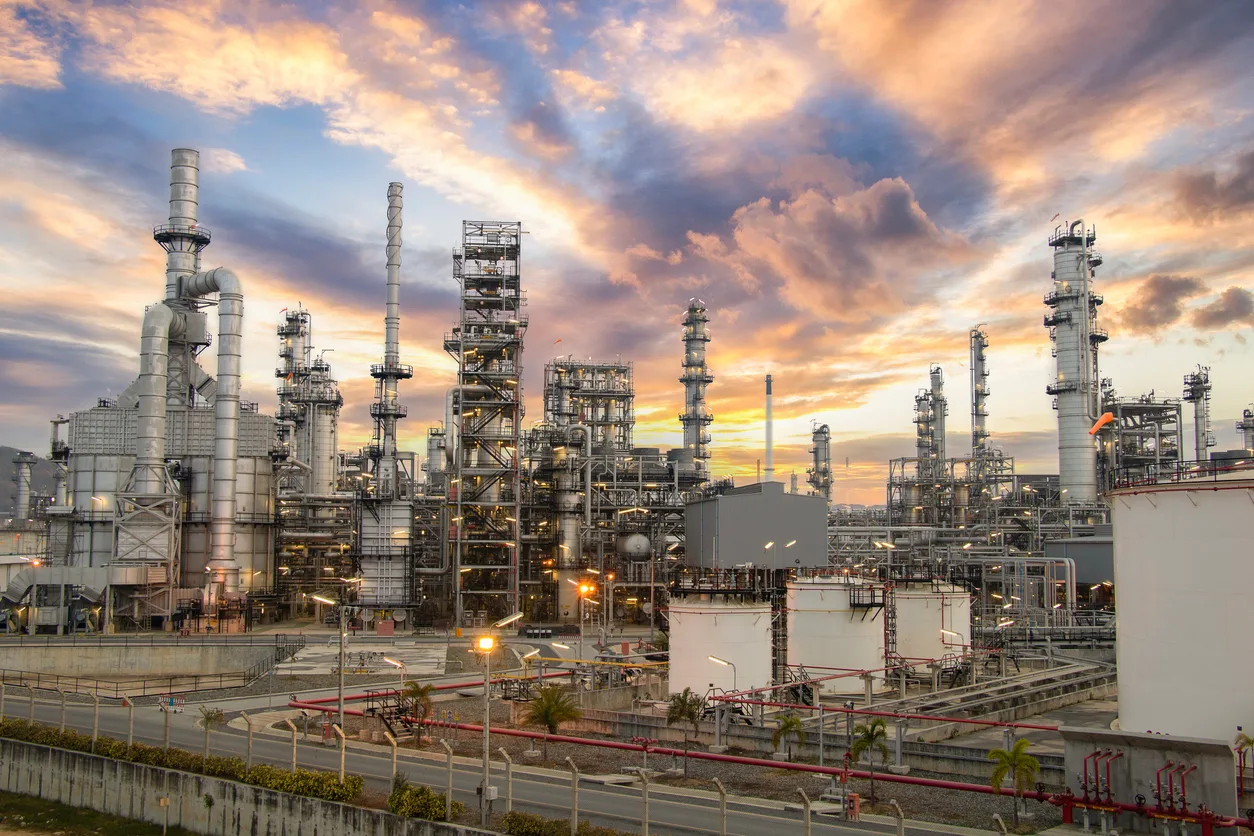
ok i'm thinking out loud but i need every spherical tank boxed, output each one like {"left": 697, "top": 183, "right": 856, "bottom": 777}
{"left": 616, "top": 533, "right": 651, "bottom": 560}
{"left": 668, "top": 597, "right": 772, "bottom": 697}
{"left": 1112, "top": 474, "right": 1254, "bottom": 740}
{"left": 785, "top": 579, "right": 884, "bottom": 694}
{"left": 894, "top": 584, "right": 971, "bottom": 665}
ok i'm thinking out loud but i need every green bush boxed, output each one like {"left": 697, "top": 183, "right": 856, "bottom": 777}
{"left": 0, "top": 718, "right": 360, "bottom": 804}
{"left": 387, "top": 773, "right": 461, "bottom": 821}
{"left": 501, "top": 811, "right": 632, "bottom": 836}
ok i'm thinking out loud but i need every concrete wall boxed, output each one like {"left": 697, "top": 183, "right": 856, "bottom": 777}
{"left": 1061, "top": 726, "right": 1238, "bottom": 832}
{"left": 0, "top": 737, "right": 492, "bottom": 836}
{"left": 2, "top": 644, "right": 273, "bottom": 678}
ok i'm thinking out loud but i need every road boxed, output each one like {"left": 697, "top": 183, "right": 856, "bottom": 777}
{"left": 5, "top": 698, "right": 981, "bottom": 836}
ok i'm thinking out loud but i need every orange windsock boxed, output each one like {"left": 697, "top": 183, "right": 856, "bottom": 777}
{"left": 1089, "top": 412, "right": 1115, "bottom": 435}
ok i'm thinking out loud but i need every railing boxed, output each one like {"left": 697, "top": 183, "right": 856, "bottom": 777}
{"left": 1112, "top": 458, "right": 1254, "bottom": 489}
{"left": 0, "top": 634, "right": 306, "bottom": 649}
{"left": 0, "top": 635, "right": 304, "bottom": 698}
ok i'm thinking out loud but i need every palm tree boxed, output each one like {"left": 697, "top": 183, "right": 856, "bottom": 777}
{"left": 989, "top": 738, "right": 1040, "bottom": 827}
{"left": 666, "top": 688, "right": 705, "bottom": 776}
{"left": 850, "top": 717, "right": 890, "bottom": 803}
{"left": 524, "top": 686, "right": 582, "bottom": 759}
{"left": 401, "top": 682, "right": 434, "bottom": 739}
{"left": 772, "top": 714, "right": 807, "bottom": 760}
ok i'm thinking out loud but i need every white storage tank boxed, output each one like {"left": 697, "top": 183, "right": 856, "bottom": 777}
{"left": 894, "top": 584, "right": 971, "bottom": 665}
{"left": 668, "top": 597, "right": 772, "bottom": 697}
{"left": 786, "top": 578, "right": 885, "bottom": 694}
{"left": 1111, "top": 472, "right": 1254, "bottom": 740}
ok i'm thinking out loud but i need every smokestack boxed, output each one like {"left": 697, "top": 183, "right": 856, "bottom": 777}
{"left": 371, "top": 183, "right": 412, "bottom": 497}
{"left": 764, "top": 374, "right": 774, "bottom": 482}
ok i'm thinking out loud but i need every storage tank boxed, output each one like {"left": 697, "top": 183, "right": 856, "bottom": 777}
{"left": 786, "top": 578, "right": 884, "bottom": 694}
{"left": 1111, "top": 472, "right": 1254, "bottom": 740}
{"left": 668, "top": 597, "right": 772, "bottom": 697}
{"left": 894, "top": 584, "right": 971, "bottom": 665}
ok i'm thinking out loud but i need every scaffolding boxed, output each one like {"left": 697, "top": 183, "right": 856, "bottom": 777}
{"left": 444, "top": 221, "right": 528, "bottom": 626}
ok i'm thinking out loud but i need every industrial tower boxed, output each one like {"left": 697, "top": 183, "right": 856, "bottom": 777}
{"left": 1045, "top": 220, "right": 1106, "bottom": 503}
{"left": 1182, "top": 366, "right": 1215, "bottom": 463}
{"left": 970, "top": 327, "right": 990, "bottom": 459}
{"left": 1237, "top": 407, "right": 1254, "bottom": 452}
{"left": 444, "top": 221, "right": 528, "bottom": 626}
{"left": 806, "top": 423, "right": 832, "bottom": 503}
{"left": 679, "top": 299, "right": 713, "bottom": 475}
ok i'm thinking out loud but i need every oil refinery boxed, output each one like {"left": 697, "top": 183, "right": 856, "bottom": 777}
{"left": 3, "top": 148, "right": 1253, "bottom": 834}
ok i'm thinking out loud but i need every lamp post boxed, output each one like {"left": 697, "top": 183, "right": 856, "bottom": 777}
{"left": 311, "top": 594, "right": 345, "bottom": 733}
{"left": 475, "top": 634, "right": 496, "bottom": 826}
{"left": 708, "top": 655, "right": 736, "bottom": 691}
{"left": 763, "top": 541, "right": 775, "bottom": 566}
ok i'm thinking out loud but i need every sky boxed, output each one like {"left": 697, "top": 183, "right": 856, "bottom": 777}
{"left": 2, "top": 0, "right": 1253, "bottom": 505}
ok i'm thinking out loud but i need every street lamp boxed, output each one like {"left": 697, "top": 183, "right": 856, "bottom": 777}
{"left": 708, "top": 655, "right": 736, "bottom": 691}
{"left": 474, "top": 634, "right": 497, "bottom": 826}
{"left": 311, "top": 594, "right": 345, "bottom": 735}
{"left": 383, "top": 656, "right": 405, "bottom": 697}
{"left": 763, "top": 541, "right": 774, "bottom": 565}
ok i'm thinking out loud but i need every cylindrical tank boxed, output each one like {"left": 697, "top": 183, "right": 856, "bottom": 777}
{"left": 894, "top": 584, "right": 971, "bottom": 664}
{"left": 786, "top": 579, "right": 884, "bottom": 694}
{"left": 1112, "top": 474, "right": 1254, "bottom": 740}
{"left": 668, "top": 597, "right": 772, "bottom": 697}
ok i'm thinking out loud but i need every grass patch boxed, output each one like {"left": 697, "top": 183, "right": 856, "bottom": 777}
{"left": 0, "top": 790, "right": 196, "bottom": 835}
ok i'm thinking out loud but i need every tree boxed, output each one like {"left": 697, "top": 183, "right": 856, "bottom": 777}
{"left": 988, "top": 738, "right": 1040, "bottom": 827}
{"left": 524, "top": 686, "right": 582, "bottom": 759}
{"left": 401, "top": 682, "right": 434, "bottom": 738}
{"left": 198, "top": 706, "right": 225, "bottom": 770}
{"left": 666, "top": 688, "right": 705, "bottom": 776}
{"left": 850, "top": 717, "right": 890, "bottom": 803}
{"left": 772, "top": 714, "right": 807, "bottom": 760}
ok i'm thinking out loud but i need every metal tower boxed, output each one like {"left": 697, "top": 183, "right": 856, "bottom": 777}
{"left": 368, "top": 184, "right": 414, "bottom": 499}
{"left": 970, "top": 327, "right": 990, "bottom": 458}
{"left": 806, "top": 423, "right": 832, "bottom": 503}
{"left": 1045, "top": 220, "right": 1106, "bottom": 503}
{"left": 1237, "top": 406, "right": 1254, "bottom": 452}
{"left": 679, "top": 299, "right": 714, "bottom": 474}
{"left": 444, "top": 221, "right": 527, "bottom": 625}
{"left": 1183, "top": 365, "right": 1215, "bottom": 463}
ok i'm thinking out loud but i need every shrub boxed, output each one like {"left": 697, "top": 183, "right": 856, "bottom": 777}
{"left": 0, "top": 718, "right": 360, "bottom": 804}
{"left": 501, "top": 811, "right": 632, "bottom": 836}
{"left": 387, "top": 773, "right": 461, "bottom": 821}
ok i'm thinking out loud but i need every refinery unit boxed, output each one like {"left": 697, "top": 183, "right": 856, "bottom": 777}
{"left": 3, "top": 150, "right": 1253, "bottom": 741}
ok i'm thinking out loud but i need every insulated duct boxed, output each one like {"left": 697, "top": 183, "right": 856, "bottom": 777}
{"left": 184, "top": 267, "right": 244, "bottom": 594}
{"left": 135, "top": 302, "right": 175, "bottom": 494}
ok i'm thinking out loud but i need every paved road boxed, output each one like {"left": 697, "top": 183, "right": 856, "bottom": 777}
{"left": 7, "top": 699, "right": 981, "bottom": 836}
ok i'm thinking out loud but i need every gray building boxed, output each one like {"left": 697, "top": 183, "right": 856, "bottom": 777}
{"left": 1043, "top": 524, "right": 1112, "bottom": 586}
{"left": 684, "top": 481, "right": 828, "bottom": 570}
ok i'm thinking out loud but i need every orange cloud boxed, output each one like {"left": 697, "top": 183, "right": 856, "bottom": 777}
{"left": 0, "top": 2, "right": 61, "bottom": 89}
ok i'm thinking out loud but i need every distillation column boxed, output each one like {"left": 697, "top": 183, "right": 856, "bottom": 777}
{"left": 679, "top": 300, "right": 714, "bottom": 475}
{"left": 930, "top": 365, "right": 946, "bottom": 463}
{"left": 12, "top": 452, "right": 36, "bottom": 522}
{"left": 1237, "top": 407, "right": 1254, "bottom": 452}
{"left": 1183, "top": 366, "right": 1214, "bottom": 463}
{"left": 806, "top": 424, "right": 832, "bottom": 503}
{"left": 1045, "top": 220, "right": 1105, "bottom": 502}
{"left": 970, "top": 327, "right": 990, "bottom": 457}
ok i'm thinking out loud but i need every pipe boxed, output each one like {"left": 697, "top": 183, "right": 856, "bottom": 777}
{"left": 183, "top": 267, "right": 244, "bottom": 596}
{"left": 709, "top": 696, "right": 1059, "bottom": 732}
{"left": 1103, "top": 751, "right": 1123, "bottom": 802}
{"left": 1155, "top": 761, "right": 1174, "bottom": 810}
{"left": 135, "top": 303, "right": 176, "bottom": 494}
{"left": 1168, "top": 763, "right": 1186, "bottom": 811}
{"left": 764, "top": 374, "right": 773, "bottom": 482}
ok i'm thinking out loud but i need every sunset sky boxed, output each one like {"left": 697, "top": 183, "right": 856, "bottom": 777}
{"left": 2, "top": 0, "right": 1253, "bottom": 504}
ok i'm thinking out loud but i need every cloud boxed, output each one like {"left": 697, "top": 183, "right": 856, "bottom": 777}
{"left": 201, "top": 147, "right": 248, "bottom": 174}
{"left": 1191, "top": 287, "right": 1254, "bottom": 329}
{"left": 1175, "top": 149, "right": 1254, "bottom": 222}
{"left": 703, "top": 177, "right": 968, "bottom": 323}
{"left": 1117, "top": 274, "right": 1206, "bottom": 333}
{"left": 0, "top": 2, "right": 61, "bottom": 89}
{"left": 550, "top": 69, "right": 615, "bottom": 108}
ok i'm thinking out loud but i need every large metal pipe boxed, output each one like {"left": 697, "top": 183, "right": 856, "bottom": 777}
{"left": 764, "top": 374, "right": 774, "bottom": 482}
{"left": 135, "top": 303, "right": 176, "bottom": 494}
{"left": 183, "top": 267, "right": 244, "bottom": 595}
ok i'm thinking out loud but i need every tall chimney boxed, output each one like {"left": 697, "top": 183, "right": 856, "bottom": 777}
{"left": 764, "top": 374, "right": 774, "bottom": 482}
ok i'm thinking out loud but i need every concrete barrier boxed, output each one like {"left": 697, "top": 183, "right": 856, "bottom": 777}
{"left": 2, "top": 644, "right": 273, "bottom": 678}
{"left": 0, "top": 738, "right": 492, "bottom": 836}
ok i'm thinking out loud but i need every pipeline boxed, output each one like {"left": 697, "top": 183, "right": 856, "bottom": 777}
{"left": 711, "top": 696, "right": 1060, "bottom": 732}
